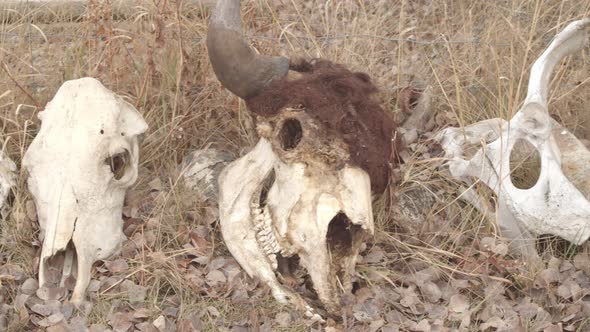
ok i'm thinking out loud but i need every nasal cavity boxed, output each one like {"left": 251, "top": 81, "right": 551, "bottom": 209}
{"left": 327, "top": 212, "right": 361, "bottom": 258}
{"left": 105, "top": 150, "right": 130, "bottom": 180}
{"left": 510, "top": 139, "right": 541, "bottom": 189}
{"left": 279, "top": 118, "right": 303, "bottom": 150}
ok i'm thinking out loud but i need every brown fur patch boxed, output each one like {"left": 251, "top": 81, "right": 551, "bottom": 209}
{"left": 245, "top": 59, "right": 398, "bottom": 194}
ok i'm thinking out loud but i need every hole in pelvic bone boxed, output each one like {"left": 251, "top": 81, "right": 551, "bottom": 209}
{"left": 105, "top": 150, "right": 130, "bottom": 180}
{"left": 509, "top": 139, "right": 541, "bottom": 189}
{"left": 279, "top": 118, "right": 303, "bottom": 150}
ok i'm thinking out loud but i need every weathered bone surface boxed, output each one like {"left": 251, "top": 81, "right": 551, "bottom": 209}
{"left": 181, "top": 148, "right": 233, "bottom": 202}
{"left": 23, "top": 77, "right": 148, "bottom": 304}
{"left": 437, "top": 19, "right": 590, "bottom": 255}
{"left": 218, "top": 122, "right": 374, "bottom": 320}
{"left": 207, "top": 0, "right": 396, "bottom": 320}
{"left": 0, "top": 148, "right": 16, "bottom": 218}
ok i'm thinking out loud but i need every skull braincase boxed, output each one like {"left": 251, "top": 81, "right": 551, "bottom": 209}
{"left": 23, "top": 77, "right": 147, "bottom": 303}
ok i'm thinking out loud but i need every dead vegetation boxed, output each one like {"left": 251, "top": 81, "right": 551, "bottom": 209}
{"left": 1, "top": 0, "right": 590, "bottom": 331}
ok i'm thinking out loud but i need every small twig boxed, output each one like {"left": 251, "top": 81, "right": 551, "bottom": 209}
{"left": 1, "top": 62, "right": 40, "bottom": 109}
{"left": 99, "top": 269, "right": 142, "bottom": 295}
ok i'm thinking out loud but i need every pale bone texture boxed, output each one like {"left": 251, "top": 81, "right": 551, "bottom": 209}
{"left": 210, "top": 0, "right": 379, "bottom": 320}
{"left": 219, "top": 112, "right": 374, "bottom": 321}
{"left": 23, "top": 77, "right": 148, "bottom": 304}
{"left": 0, "top": 148, "right": 16, "bottom": 218}
{"left": 181, "top": 148, "right": 233, "bottom": 202}
{"left": 437, "top": 19, "right": 590, "bottom": 257}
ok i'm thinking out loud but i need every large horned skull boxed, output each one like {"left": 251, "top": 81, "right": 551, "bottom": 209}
{"left": 23, "top": 78, "right": 148, "bottom": 304}
{"left": 437, "top": 19, "right": 590, "bottom": 257}
{"left": 218, "top": 114, "right": 374, "bottom": 319}
{"left": 208, "top": 0, "right": 394, "bottom": 319}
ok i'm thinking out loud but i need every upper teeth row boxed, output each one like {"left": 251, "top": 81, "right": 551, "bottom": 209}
{"left": 251, "top": 203, "right": 280, "bottom": 270}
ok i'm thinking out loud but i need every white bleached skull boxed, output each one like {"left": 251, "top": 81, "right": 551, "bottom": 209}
{"left": 437, "top": 19, "right": 590, "bottom": 257}
{"left": 207, "top": 0, "right": 396, "bottom": 319}
{"left": 23, "top": 77, "right": 148, "bottom": 304}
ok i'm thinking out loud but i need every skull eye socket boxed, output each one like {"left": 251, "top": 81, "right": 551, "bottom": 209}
{"left": 279, "top": 118, "right": 303, "bottom": 150}
{"left": 105, "top": 150, "right": 130, "bottom": 180}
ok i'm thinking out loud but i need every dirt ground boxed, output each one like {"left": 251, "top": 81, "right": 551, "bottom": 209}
{"left": 2, "top": 0, "right": 590, "bottom": 331}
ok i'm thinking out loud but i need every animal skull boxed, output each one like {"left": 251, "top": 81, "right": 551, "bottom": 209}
{"left": 437, "top": 19, "right": 590, "bottom": 257}
{"left": 218, "top": 112, "right": 374, "bottom": 319}
{"left": 23, "top": 77, "right": 148, "bottom": 304}
{"left": 207, "top": 0, "right": 394, "bottom": 319}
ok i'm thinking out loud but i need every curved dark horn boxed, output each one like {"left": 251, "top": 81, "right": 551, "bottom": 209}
{"left": 207, "top": 0, "right": 289, "bottom": 99}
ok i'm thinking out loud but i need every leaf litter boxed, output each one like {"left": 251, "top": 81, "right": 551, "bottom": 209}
{"left": 5, "top": 92, "right": 590, "bottom": 332}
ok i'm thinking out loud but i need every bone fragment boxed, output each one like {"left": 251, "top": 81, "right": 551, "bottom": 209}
{"left": 437, "top": 19, "right": 590, "bottom": 256}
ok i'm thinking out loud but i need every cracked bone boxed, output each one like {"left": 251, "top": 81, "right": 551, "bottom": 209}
{"left": 180, "top": 148, "right": 233, "bottom": 202}
{"left": 437, "top": 19, "right": 590, "bottom": 256}
{"left": 23, "top": 77, "right": 148, "bottom": 304}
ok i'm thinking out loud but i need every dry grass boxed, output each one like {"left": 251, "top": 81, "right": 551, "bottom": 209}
{"left": 2, "top": 0, "right": 590, "bottom": 330}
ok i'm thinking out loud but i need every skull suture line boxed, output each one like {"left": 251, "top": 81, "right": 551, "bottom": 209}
{"left": 23, "top": 78, "right": 148, "bottom": 304}
{"left": 437, "top": 19, "right": 590, "bottom": 258}
{"left": 207, "top": 0, "right": 397, "bottom": 319}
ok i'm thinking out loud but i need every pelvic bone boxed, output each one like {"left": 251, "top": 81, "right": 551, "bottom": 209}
{"left": 437, "top": 19, "right": 590, "bottom": 257}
